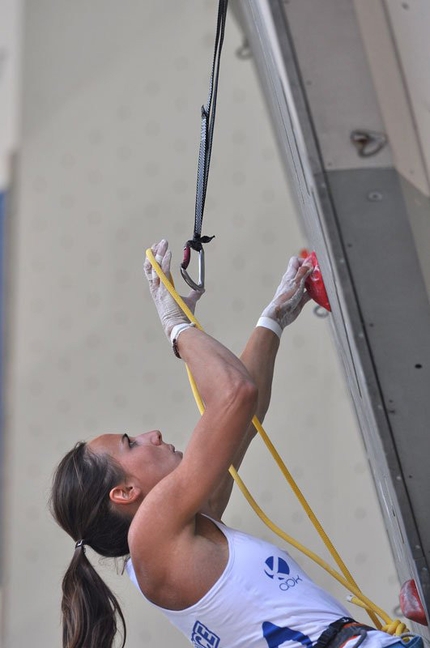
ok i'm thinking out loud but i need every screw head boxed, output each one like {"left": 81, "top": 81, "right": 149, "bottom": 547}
{"left": 367, "top": 191, "right": 383, "bottom": 202}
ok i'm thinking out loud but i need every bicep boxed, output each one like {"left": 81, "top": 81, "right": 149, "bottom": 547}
{"left": 170, "top": 384, "right": 256, "bottom": 519}
{"left": 130, "top": 381, "right": 257, "bottom": 547}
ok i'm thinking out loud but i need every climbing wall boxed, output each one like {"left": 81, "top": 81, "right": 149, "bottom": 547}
{"left": 233, "top": 0, "right": 430, "bottom": 630}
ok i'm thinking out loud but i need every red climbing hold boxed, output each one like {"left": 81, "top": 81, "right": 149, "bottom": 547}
{"left": 300, "top": 249, "right": 331, "bottom": 312}
{"left": 400, "top": 579, "right": 428, "bottom": 626}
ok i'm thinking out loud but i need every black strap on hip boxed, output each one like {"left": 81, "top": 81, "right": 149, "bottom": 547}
{"left": 181, "top": 0, "right": 229, "bottom": 285}
{"left": 315, "top": 617, "right": 374, "bottom": 648}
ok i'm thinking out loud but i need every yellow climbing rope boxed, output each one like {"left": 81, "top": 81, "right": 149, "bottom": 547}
{"left": 146, "top": 249, "right": 408, "bottom": 636}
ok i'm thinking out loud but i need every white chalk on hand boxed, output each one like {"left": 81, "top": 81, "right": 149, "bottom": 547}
{"left": 152, "top": 254, "right": 163, "bottom": 279}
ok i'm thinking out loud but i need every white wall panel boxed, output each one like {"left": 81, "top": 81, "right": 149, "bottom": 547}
{"left": 354, "top": 0, "right": 430, "bottom": 197}
{"left": 274, "top": 0, "right": 391, "bottom": 172}
{"left": 384, "top": 0, "right": 430, "bottom": 188}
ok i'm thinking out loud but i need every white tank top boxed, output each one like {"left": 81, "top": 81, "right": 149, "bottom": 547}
{"left": 126, "top": 519, "right": 398, "bottom": 648}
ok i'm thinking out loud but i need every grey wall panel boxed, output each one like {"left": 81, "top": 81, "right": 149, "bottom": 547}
{"left": 328, "top": 167, "right": 430, "bottom": 613}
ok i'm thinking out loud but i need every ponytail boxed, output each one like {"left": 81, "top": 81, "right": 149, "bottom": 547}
{"left": 61, "top": 545, "right": 126, "bottom": 648}
{"left": 50, "top": 442, "right": 132, "bottom": 648}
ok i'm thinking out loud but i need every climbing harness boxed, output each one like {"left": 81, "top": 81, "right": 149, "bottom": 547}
{"left": 180, "top": 0, "right": 228, "bottom": 291}
{"left": 314, "top": 617, "right": 373, "bottom": 648}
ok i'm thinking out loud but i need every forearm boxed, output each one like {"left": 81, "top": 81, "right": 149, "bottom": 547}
{"left": 176, "top": 327, "right": 256, "bottom": 408}
{"left": 180, "top": 325, "right": 278, "bottom": 448}
{"left": 204, "top": 326, "right": 280, "bottom": 518}
{"left": 240, "top": 326, "right": 280, "bottom": 425}
{"left": 230, "top": 326, "right": 280, "bottom": 464}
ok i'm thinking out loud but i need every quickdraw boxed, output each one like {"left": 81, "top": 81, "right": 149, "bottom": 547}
{"left": 181, "top": 239, "right": 211, "bottom": 292}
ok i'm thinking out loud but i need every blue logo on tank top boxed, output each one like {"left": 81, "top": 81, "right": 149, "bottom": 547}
{"left": 264, "top": 556, "right": 290, "bottom": 580}
{"left": 191, "top": 620, "right": 220, "bottom": 648}
{"left": 262, "top": 621, "right": 312, "bottom": 648}
{"left": 264, "top": 555, "right": 302, "bottom": 591}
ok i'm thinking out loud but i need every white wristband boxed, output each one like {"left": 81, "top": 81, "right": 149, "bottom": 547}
{"left": 170, "top": 322, "right": 196, "bottom": 358}
{"left": 256, "top": 316, "right": 283, "bottom": 339}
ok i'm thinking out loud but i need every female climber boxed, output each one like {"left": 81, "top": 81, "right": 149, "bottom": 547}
{"left": 50, "top": 239, "right": 412, "bottom": 648}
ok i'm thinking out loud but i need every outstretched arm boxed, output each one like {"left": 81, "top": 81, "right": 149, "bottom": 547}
{"left": 132, "top": 240, "right": 258, "bottom": 530}
{"left": 205, "top": 256, "right": 312, "bottom": 519}
{"left": 137, "top": 241, "right": 311, "bottom": 525}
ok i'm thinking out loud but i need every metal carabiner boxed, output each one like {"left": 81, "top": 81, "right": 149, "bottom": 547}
{"left": 181, "top": 244, "right": 205, "bottom": 292}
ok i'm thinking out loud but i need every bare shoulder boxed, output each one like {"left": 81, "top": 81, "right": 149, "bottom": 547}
{"left": 129, "top": 513, "right": 229, "bottom": 611}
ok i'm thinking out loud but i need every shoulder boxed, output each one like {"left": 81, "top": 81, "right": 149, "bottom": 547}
{"left": 128, "top": 514, "right": 229, "bottom": 610}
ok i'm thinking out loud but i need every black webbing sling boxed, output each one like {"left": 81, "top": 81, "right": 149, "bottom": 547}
{"left": 180, "top": 0, "right": 229, "bottom": 291}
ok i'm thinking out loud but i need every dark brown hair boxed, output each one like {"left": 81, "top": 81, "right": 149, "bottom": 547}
{"left": 50, "top": 442, "right": 132, "bottom": 648}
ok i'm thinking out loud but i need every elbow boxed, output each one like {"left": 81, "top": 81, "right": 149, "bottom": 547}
{"left": 225, "top": 374, "right": 258, "bottom": 419}
{"left": 242, "top": 378, "right": 259, "bottom": 413}
{"left": 204, "top": 362, "right": 258, "bottom": 417}
{"left": 245, "top": 381, "right": 259, "bottom": 421}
